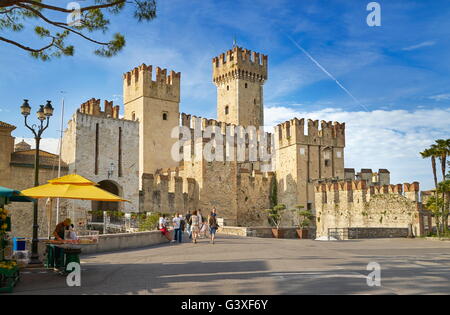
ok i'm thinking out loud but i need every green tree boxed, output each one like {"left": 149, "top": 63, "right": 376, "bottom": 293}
{"left": 437, "top": 180, "right": 450, "bottom": 233}
{"left": 138, "top": 212, "right": 159, "bottom": 231}
{"left": 421, "top": 146, "right": 441, "bottom": 236}
{"left": 433, "top": 139, "right": 450, "bottom": 232}
{"left": 291, "top": 205, "right": 314, "bottom": 229}
{"left": 0, "top": 0, "right": 157, "bottom": 60}
{"left": 266, "top": 204, "right": 286, "bottom": 229}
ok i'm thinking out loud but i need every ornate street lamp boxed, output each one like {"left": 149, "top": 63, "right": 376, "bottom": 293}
{"left": 20, "top": 99, "right": 54, "bottom": 264}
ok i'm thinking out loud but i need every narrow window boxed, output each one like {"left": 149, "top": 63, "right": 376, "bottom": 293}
{"left": 131, "top": 112, "right": 135, "bottom": 121}
{"left": 253, "top": 98, "right": 256, "bottom": 105}
{"left": 95, "top": 123, "right": 99, "bottom": 175}
{"left": 225, "top": 106, "right": 229, "bottom": 115}
{"left": 245, "top": 83, "right": 248, "bottom": 88}
{"left": 162, "top": 112, "right": 168, "bottom": 120}
{"left": 227, "top": 85, "right": 229, "bottom": 91}
{"left": 118, "top": 127, "right": 122, "bottom": 177}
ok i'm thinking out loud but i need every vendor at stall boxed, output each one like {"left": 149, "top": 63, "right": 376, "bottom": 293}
{"left": 52, "top": 218, "right": 72, "bottom": 241}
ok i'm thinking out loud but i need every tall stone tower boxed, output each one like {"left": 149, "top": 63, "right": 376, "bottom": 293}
{"left": 123, "top": 64, "right": 181, "bottom": 180}
{"left": 275, "top": 119, "right": 346, "bottom": 212}
{"left": 212, "top": 46, "right": 268, "bottom": 128}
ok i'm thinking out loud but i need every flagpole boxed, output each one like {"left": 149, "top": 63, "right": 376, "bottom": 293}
{"left": 56, "top": 92, "right": 65, "bottom": 225}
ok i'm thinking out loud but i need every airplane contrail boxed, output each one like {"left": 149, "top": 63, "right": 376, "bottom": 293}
{"left": 287, "top": 35, "right": 369, "bottom": 112}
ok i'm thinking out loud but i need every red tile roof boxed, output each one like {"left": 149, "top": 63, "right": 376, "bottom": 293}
{"left": 0, "top": 121, "right": 16, "bottom": 130}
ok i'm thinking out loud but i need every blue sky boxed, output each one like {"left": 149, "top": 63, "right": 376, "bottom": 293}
{"left": 1, "top": 0, "right": 449, "bottom": 189}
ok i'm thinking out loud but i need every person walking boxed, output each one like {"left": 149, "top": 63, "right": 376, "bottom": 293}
{"left": 190, "top": 210, "right": 200, "bottom": 244}
{"left": 197, "top": 209, "right": 205, "bottom": 239}
{"left": 185, "top": 210, "right": 192, "bottom": 239}
{"left": 159, "top": 214, "right": 172, "bottom": 241}
{"left": 200, "top": 215, "right": 208, "bottom": 239}
{"left": 172, "top": 213, "right": 182, "bottom": 243}
{"left": 208, "top": 207, "right": 219, "bottom": 244}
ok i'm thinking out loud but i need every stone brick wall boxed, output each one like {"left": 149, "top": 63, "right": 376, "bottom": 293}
{"left": 236, "top": 170, "right": 274, "bottom": 227}
{"left": 315, "top": 181, "right": 431, "bottom": 238}
{"left": 140, "top": 172, "right": 196, "bottom": 214}
{"left": 61, "top": 111, "right": 139, "bottom": 224}
{"left": 275, "top": 118, "right": 345, "bottom": 211}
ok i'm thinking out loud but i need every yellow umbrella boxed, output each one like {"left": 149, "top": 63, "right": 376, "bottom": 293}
{"left": 21, "top": 174, "right": 128, "bottom": 202}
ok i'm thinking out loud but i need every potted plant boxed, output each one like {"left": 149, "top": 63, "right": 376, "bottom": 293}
{"left": 292, "top": 205, "right": 314, "bottom": 239}
{"left": 266, "top": 204, "right": 286, "bottom": 238}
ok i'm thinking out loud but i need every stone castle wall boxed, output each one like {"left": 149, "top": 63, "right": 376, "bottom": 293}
{"left": 275, "top": 118, "right": 346, "bottom": 211}
{"left": 140, "top": 173, "right": 197, "bottom": 214}
{"left": 61, "top": 108, "right": 140, "bottom": 224}
{"left": 314, "top": 181, "right": 432, "bottom": 238}
{"left": 123, "top": 64, "right": 181, "bottom": 179}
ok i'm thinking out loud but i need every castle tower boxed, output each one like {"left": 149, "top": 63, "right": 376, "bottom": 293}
{"left": 123, "top": 64, "right": 181, "bottom": 180}
{"left": 212, "top": 46, "right": 268, "bottom": 128}
{"left": 275, "top": 119, "right": 346, "bottom": 212}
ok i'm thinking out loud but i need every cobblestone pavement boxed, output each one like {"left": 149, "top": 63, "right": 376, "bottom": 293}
{"left": 10, "top": 235, "right": 450, "bottom": 295}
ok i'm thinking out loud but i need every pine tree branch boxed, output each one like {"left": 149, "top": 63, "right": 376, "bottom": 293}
{"left": 0, "top": 35, "right": 55, "bottom": 52}
{"left": 1, "top": 0, "right": 127, "bottom": 13}
{"left": 17, "top": 3, "right": 111, "bottom": 46}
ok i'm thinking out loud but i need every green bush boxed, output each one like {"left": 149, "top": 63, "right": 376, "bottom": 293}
{"left": 138, "top": 213, "right": 160, "bottom": 231}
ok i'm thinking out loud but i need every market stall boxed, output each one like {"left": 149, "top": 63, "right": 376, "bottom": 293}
{"left": 0, "top": 186, "right": 34, "bottom": 293}
{"left": 21, "top": 174, "right": 127, "bottom": 274}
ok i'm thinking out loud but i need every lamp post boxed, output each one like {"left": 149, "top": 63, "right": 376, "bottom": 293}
{"left": 107, "top": 162, "right": 115, "bottom": 179}
{"left": 20, "top": 99, "right": 54, "bottom": 264}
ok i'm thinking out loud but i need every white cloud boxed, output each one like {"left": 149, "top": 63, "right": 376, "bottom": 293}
{"left": 15, "top": 138, "right": 60, "bottom": 155}
{"left": 264, "top": 106, "right": 450, "bottom": 190}
{"left": 402, "top": 41, "right": 436, "bottom": 51}
{"left": 429, "top": 93, "right": 450, "bottom": 101}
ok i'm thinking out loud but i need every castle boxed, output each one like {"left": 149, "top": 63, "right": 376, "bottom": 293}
{"left": 0, "top": 45, "right": 431, "bottom": 237}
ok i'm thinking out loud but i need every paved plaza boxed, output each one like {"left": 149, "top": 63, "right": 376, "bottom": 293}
{"left": 11, "top": 235, "right": 450, "bottom": 295}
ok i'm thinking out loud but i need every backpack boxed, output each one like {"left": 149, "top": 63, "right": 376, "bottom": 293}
{"left": 180, "top": 219, "right": 186, "bottom": 232}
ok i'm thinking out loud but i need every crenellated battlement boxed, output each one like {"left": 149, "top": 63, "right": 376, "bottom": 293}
{"left": 276, "top": 118, "right": 345, "bottom": 148}
{"left": 181, "top": 112, "right": 238, "bottom": 134}
{"left": 212, "top": 46, "right": 268, "bottom": 85}
{"left": 140, "top": 172, "right": 197, "bottom": 213}
{"left": 344, "top": 168, "right": 391, "bottom": 185}
{"left": 315, "top": 180, "right": 421, "bottom": 204}
{"left": 237, "top": 168, "right": 274, "bottom": 180}
{"left": 180, "top": 112, "right": 272, "bottom": 140}
{"left": 123, "top": 63, "right": 181, "bottom": 103}
{"left": 179, "top": 112, "right": 273, "bottom": 164}
{"left": 78, "top": 98, "right": 120, "bottom": 119}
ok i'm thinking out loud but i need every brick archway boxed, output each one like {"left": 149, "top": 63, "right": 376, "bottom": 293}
{"left": 91, "top": 180, "right": 122, "bottom": 212}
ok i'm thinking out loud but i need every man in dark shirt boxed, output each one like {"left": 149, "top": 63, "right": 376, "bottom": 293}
{"left": 53, "top": 218, "right": 71, "bottom": 241}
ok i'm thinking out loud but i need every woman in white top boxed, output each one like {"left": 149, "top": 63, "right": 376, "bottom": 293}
{"left": 190, "top": 210, "right": 200, "bottom": 244}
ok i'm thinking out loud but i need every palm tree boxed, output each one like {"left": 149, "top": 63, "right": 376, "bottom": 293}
{"left": 433, "top": 139, "right": 450, "bottom": 233}
{"left": 421, "top": 147, "right": 441, "bottom": 236}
